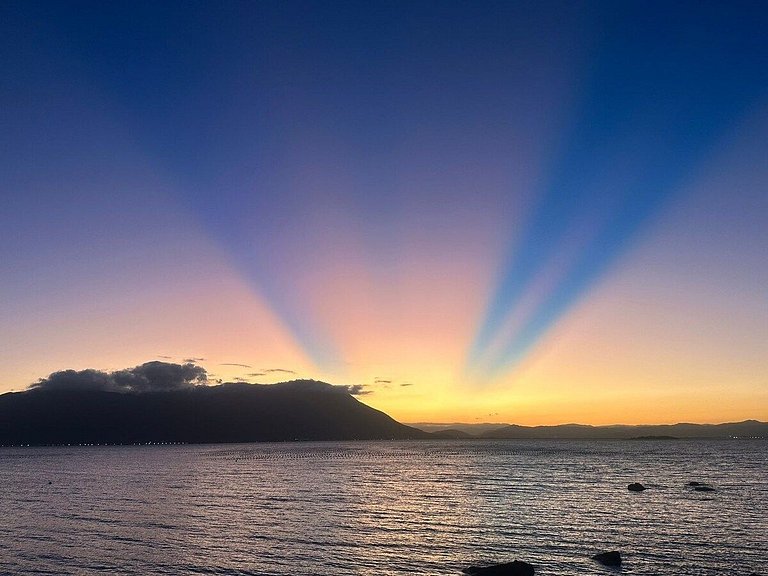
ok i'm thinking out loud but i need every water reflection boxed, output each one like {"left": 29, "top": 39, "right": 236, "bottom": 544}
{"left": 1, "top": 440, "right": 766, "bottom": 575}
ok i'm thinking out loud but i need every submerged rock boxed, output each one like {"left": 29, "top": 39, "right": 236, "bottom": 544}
{"left": 627, "top": 482, "right": 646, "bottom": 492}
{"left": 592, "top": 551, "right": 622, "bottom": 567}
{"left": 693, "top": 485, "right": 715, "bottom": 492}
{"left": 462, "top": 560, "right": 535, "bottom": 576}
{"left": 688, "top": 481, "right": 703, "bottom": 486}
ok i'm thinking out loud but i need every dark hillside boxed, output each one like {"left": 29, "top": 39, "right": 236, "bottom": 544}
{"left": 0, "top": 380, "right": 429, "bottom": 445}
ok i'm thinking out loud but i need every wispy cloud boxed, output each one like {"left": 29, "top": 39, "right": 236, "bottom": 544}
{"left": 220, "top": 363, "right": 252, "bottom": 368}
{"left": 264, "top": 368, "right": 296, "bottom": 375}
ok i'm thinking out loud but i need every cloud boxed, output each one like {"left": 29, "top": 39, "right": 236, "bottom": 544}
{"left": 31, "top": 368, "right": 114, "bottom": 392}
{"left": 233, "top": 377, "right": 251, "bottom": 383}
{"left": 30, "top": 361, "right": 208, "bottom": 393}
{"left": 157, "top": 355, "right": 174, "bottom": 360}
{"left": 264, "top": 368, "right": 296, "bottom": 375}
{"left": 219, "top": 363, "right": 252, "bottom": 368}
{"left": 247, "top": 372, "right": 266, "bottom": 377}
{"left": 342, "top": 384, "right": 372, "bottom": 396}
{"left": 263, "top": 379, "right": 348, "bottom": 394}
{"left": 374, "top": 378, "right": 392, "bottom": 384}
{"left": 400, "top": 382, "right": 414, "bottom": 387}
{"left": 184, "top": 357, "right": 206, "bottom": 363}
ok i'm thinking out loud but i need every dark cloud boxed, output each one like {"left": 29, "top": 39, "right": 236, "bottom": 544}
{"left": 184, "top": 357, "right": 206, "bottom": 363}
{"left": 247, "top": 372, "right": 266, "bottom": 377}
{"left": 400, "top": 382, "right": 414, "bottom": 387}
{"left": 264, "top": 368, "right": 296, "bottom": 374}
{"left": 374, "top": 378, "right": 392, "bottom": 384}
{"left": 219, "top": 363, "right": 252, "bottom": 368}
{"left": 31, "top": 368, "right": 114, "bottom": 392}
{"left": 30, "top": 361, "right": 208, "bottom": 393}
{"left": 157, "top": 355, "right": 174, "bottom": 360}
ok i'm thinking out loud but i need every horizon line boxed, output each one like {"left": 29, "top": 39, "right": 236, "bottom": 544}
{"left": 406, "top": 418, "right": 766, "bottom": 428}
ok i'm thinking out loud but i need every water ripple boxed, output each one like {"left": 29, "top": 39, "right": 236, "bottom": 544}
{"left": 0, "top": 440, "right": 766, "bottom": 575}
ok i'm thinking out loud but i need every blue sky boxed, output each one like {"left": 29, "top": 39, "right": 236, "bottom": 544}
{"left": 1, "top": 1, "right": 767, "bottom": 422}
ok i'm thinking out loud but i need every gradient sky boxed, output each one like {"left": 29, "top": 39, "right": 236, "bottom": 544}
{"left": 1, "top": 1, "right": 767, "bottom": 424}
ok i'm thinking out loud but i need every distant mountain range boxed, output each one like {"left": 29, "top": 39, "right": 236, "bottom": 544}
{"left": 411, "top": 420, "right": 768, "bottom": 439}
{"left": 0, "top": 380, "right": 429, "bottom": 446}
{"left": 1, "top": 380, "right": 765, "bottom": 446}
{"left": 411, "top": 423, "right": 508, "bottom": 436}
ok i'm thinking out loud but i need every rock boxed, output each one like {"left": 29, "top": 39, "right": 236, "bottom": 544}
{"left": 592, "top": 551, "right": 622, "bottom": 567}
{"left": 627, "top": 482, "right": 646, "bottom": 492}
{"left": 462, "top": 560, "right": 535, "bottom": 576}
{"left": 688, "top": 481, "right": 703, "bottom": 486}
{"left": 693, "top": 485, "right": 715, "bottom": 492}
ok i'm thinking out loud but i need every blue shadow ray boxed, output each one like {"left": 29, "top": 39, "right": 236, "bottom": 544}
{"left": 469, "top": 0, "right": 768, "bottom": 378}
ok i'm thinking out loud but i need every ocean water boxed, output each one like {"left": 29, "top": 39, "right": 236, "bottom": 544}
{"left": 0, "top": 439, "right": 765, "bottom": 575}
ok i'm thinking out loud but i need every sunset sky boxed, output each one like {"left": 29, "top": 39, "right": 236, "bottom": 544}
{"left": 1, "top": 1, "right": 766, "bottom": 425}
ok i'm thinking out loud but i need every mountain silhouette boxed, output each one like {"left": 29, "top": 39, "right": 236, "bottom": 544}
{"left": 479, "top": 420, "right": 768, "bottom": 439}
{"left": 0, "top": 380, "right": 429, "bottom": 445}
{"left": 2, "top": 375, "right": 765, "bottom": 445}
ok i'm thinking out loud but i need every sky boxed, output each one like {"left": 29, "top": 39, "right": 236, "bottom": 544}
{"left": 1, "top": 1, "right": 767, "bottom": 425}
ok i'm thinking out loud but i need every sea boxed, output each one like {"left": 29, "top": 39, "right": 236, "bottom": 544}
{"left": 0, "top": 439, "right": 765, "bottom": 575}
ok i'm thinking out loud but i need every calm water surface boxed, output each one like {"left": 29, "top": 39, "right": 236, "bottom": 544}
{"left": 0, "top": 440, "right": 765, "bottom": 575}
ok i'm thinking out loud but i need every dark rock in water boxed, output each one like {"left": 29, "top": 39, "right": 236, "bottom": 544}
{"left": 592, "top": 551, "right": 622, "bottom": 567}
{"left": 627, "top": 482, "right": 646, "bottom": 492}
{"left": 688, "top": 481, "right": 715, "bottom": 491}
{"left": 463, "top": 560, "right": 535, "bottom": 576}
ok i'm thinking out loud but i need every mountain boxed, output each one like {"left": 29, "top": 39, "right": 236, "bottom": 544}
{"left": 0, "top": 380, "right": 429, "bottom": 445}
{"left": 480, "top": 420, "right": 768, "bottom": 439}
{"left": 427, "top": 428, "right": 475, "bottom": 439}
{"left": 408, "top": 422, "right": 507, "bottom": 436}
{"left": 2, "top": 377, "right": 764, "bottom": 445}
